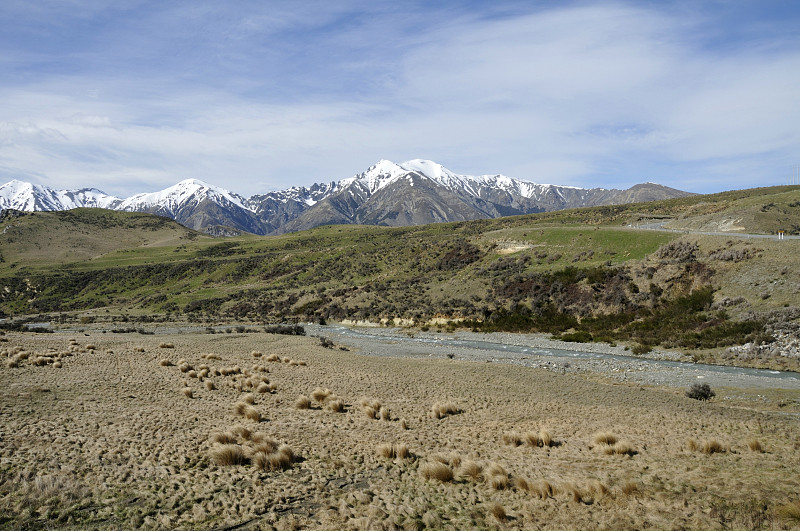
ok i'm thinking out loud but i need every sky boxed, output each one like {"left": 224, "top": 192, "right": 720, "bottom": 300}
{"left": 0, "top": 0, "right": 798, "bottom": 198}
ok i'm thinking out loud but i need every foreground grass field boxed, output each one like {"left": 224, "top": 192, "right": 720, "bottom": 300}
{"left": 2, "top": 330, "right": 799, "bottom": 530}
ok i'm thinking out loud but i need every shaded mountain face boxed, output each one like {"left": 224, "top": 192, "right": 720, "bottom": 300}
{"left": 0, "top": 160, "right": 693, "bottom": 235}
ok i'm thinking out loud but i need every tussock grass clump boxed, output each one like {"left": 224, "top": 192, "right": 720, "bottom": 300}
{"left": 256, "top": 382, "right": 270, "bottom": 394}
{"left": 377, "top": 443, "right": 395, "bottom": 459}
{"left": 311, "top": 387, "right": 332, "bottom": 402}
{"left": 159, "top": 342, "right": 174, "bottom": 349}
{"left": 520, "top": 428, "right": 555, "bottom": 448}
{"left": 294, "top": 395, "right": 312, "bottom": 409}
{"left": 234, "top": 401, "right": 261, "bottom": 422}
{"left": 747, "top": 438, "right": 764, "bottom": 453}
{"left": 251, "top": 350, "right": 262, "bottom": 358}
{"left": 85, "top": 344, "right": 96, "bottom": 350}
{"left": 502, "top": 432, "right": 523, "bottom": 447}
{"left": 489, "top": 502, "right": 507, "bottom": 522}
{"left": 486, "top": 462, "right": 509, "bottom": 490}
{"left": 205, "top": 380, "right": 216, "bottom": 391}
{"left": 242, "top": 393, "right": 256, "bottom": 405}
{"left": 620, "top": 480, "right": 639, "bottom": 496}
{"left": 534, "top": 480, "right": 555, "bottom": 499}
{"left": 605, "top": 441, "right": 636, "bottom": 456}
{"left": 431, "top": 401, "right": 459, "bottom": 419}
{"left": 159, "top": 359, "right": 173, "bottom": 367}
{"left": 593, "top": 432, "right": 618, "bottom": 446}
{"left": 395, "top": 443, "right": 410, "bottom": 459}
{"left": 327, "top": 398, "right": 344, "bottom": 412}
{"left": 459, "top": 460, "right": 483, "bottom": 481}
{"left": 701, "top": 439, "right": 726, "bottom": 454}
{"left": 776, "top": 500, "right": 800, "bottom": 522}
{"left": 182, "top": 387, "right": 193, "bottom": 398}
{"left": 211, "top": 444, "right": 249, "bottom": 466}
{"left": 253, "top": 445, "right": 294, "bottom": 471}
{"left": 419, "top": 461, "right": 454, "bottom": 482}
{"left": 211, "top": 431, "right": 237, "bottom": 445}
{"left": 265, "top": 353, "right": 280, "bottom": 362}
{"left": 377, "top": 443, "right": 412, "bottom": 460}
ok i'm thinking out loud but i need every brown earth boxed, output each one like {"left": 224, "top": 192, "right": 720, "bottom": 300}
{"left": 2, "top": 330, "right": 800, "bottom": 530}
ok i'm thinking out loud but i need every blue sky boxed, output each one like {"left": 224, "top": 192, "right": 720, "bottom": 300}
{"left": 1, "top": 0, "right": 798, "bottom": 197}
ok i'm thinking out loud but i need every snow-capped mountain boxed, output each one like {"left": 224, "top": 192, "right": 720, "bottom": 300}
{"left": 0, "top": 160, "right": 693, "bottom": 235}
{"left": 0, "top": 180, "right": 121, "bottom": 212}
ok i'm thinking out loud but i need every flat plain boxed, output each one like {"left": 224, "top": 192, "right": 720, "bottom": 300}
{"left": 2, "top": 329, "right": 800, "bottom": 530}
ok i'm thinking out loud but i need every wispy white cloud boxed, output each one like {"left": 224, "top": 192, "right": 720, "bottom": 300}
{"left": 0, "top": 1, "right": 798, "bottom": 196}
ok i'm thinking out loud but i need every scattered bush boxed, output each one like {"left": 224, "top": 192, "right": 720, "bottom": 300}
{"left": 686, "top": 383, "right": 715, "bottom": 401}
{"left": 159, "top": 342, "right": 175, "bottom": 349}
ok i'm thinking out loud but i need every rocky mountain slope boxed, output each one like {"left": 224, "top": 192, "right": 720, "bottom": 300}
{"left": 0, "top": 159, "right": 692, "bottom": 235}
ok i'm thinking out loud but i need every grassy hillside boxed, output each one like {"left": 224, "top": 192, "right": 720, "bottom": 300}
{"left": 0, "top": 208, "right": 208, "bottom": 269}
{"left": 0, "top": 186, "right": 798, "bottom": 370}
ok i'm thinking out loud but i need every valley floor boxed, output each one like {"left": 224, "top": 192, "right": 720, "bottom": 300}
{"left": 2, "top": 330, "right": 800, "bottom": 529}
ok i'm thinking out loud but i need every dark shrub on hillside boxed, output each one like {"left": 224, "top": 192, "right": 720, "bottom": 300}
{"left": 686, "top": 383, "right": 715, "bottom": 401}
{"left": 264, "top": 324, "right": 305, "bottom": 336}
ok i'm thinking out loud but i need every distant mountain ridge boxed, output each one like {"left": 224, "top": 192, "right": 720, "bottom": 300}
{"left": 0, "top": 159, "right": 693, "bottom": 234}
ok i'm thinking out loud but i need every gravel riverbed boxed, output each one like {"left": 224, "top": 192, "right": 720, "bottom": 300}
{"left": 307, "top": 324, "right": 800, "bottom": 391}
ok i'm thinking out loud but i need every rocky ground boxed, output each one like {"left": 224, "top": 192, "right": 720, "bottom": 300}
{"left": 307, "top": 324, "right": 800, "bottom": 392}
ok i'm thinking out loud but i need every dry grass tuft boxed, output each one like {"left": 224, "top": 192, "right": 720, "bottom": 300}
{"left": 395, "top": 443, "right": 411, "bottom": 460}
{"left": 311, "top": 387, "right": 331, "bottom": 402}
{"left": 606, "top": 441, "right": 636, "bottom": 456}
{"left": 205, "top": 380, "right": 216, "bottom": 391}
{"left": 400, "top": 418, "right": 408, "bottom": 430}
{"left": 459, "top": 460, "right": 483, "bottom": 481}
{"left": 701, "top": 439, "right": 726, "bottom": 455}
{"left": 327, "top": 398, "right": 344, "bottom": 413}
{"left": 489, "top": 502, "right": 507, "bottom": 522}
{"left": 253, "top": 444, "right": 294, "bottom": 471}
{"left": 242, "top": 393, "right": 256, "bottom": 405}
{"left": 687, "top": 438, "right": 699, "bottom": 452}
{"left": 539, "top": 428, "right": 553, "bottom": 447}
{"left": 593, "top": 432, "right": 618, "bottom": 446}
{"left": 211, "top": 444, "right": 249, "bottom": 466}
{"left": 159, "top": 342, "right": 174, "bottom": 349}
{"left": 431, "top": 401, "right": 459, "bottom": 419}
{"left": 377, "top": 443, "right": 395, "bottom": 459}
{"left": 502, "top": 432, "right": 523, "bottom": 447}
{"left": 234, "top": 401, "right": 261, "bottom": 422}
{"left": 294, "top": 395, "right": 312, "bottom": 410}
{"left": 159, "top": 359, "right": 173, "bottom": 367}
{"left": 211, "top": 431, "right": 237, "bottom": 445}
{"left": 265, "top": 353, "right": 279, "bottom": 362}
{"left": 251, "top": 350, "right": 262, "bottom": 358}
{"left": 379, "top": 406, "right": 391, "bottom": 421}
{"left": 535, "top": 480, "right": 554, "bottom": 499}
{"left": 489, "top": 474, "right": 510, "bottom": 490}
{"left": 419, "top": 461, "right": 454, "bottom": 482}
{"left": 620, "top": 480, "right": 639, "bottom": 496}
{"left": 515, "top": 476, "right": 531, "bottom": 493}
{"left": 256, "top": 382, "right": 270, "bottom": 394}
{"left": 776, "top": 500, "right": 800, "bottom": 522}
{"left": 747, "top": 438, "right": 764, "bottom": 453}
{"left": 182, "top": 387, "right": 193, "bottom": 399}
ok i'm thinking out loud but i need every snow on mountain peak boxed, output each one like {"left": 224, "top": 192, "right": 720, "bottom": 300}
{"left": 117, "top": 178, "right": 253, "bottom": 214}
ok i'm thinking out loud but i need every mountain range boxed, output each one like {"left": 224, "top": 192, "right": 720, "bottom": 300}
{"left": 0, "top": 159, "right": 693, "bottom": 235}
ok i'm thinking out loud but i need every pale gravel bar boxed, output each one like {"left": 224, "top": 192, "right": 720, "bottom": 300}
{"left": 307, "top": 323, "right": 800, "bottom": 391}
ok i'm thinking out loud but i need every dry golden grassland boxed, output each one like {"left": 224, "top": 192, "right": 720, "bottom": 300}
{"left": 1, "top": 331, "right": 800, "bottom": 530}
